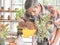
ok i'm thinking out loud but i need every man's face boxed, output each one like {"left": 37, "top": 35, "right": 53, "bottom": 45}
{"left": 28, "top": 5, "right": 41, "bottom": 16}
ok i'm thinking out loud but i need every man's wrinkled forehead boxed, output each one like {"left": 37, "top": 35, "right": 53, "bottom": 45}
{"left": 27, "top": 4, "right": 39, "bottom": 10}
{"left": 25, "top": 0, "right": 39, "bottom": 10}
{"left": 27, "top": 6, "right": 34, "bottom": 12}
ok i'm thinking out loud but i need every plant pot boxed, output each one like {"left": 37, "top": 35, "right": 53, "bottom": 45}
{"left": 37, "top": 38, "right": 49, "bottom": 45}
{"left": 37, "top": 42, "right": 43, "bottom": 45}
{"left": 8, "top": 8, "right": 12, "bottom": 12}
{"left": 8, "top": 15, "right": 11, "bottom": 20}
{"left": 37, "top": 41, "right": 49, "bottom": 45}
{"left": 1, "top": 15, "right": 4, "bottom": 20}
{"left": 42, "top": 41, "right": 49, "bottom": 45}
{"left": 0, "top": 37, "right": 5, "bottom": 45}
{"left": 15, "top": 16, "right": 18, "bottom": 21}
{"left": 37, "top": 38, "right": 43, "bottom": 45}
{"left": 1, "top": 7, "right": 4, "bottom": 12}
{"left": 43, "top": 37, "right": 49, "bottom": 45}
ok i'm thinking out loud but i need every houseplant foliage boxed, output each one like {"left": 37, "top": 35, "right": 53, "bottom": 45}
{"left": 2, "top": 27, "right": 9, "bottom": 38}
{"left": 0, "top": 27, "right": 9, "bottom": 45}
{"left": 0, "top": 24, "right": 9, "bottom": 38}
{"left": 0, "top": 24, "right": 9, "bottom": 45}
{"left": 15, "top": 8, "right": 25, "bottom": 19}
{"left": 35, "top": 14, "right": 50, "bottom": 41}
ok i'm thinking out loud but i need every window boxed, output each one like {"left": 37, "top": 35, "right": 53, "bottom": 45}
{"left": 43, "top": 0, "right": 56, "bottom": 5}
{"left": 0, "top": 0, "right": 26, "bottom": 32}
{"left": 38, "top": 0, "right": 60, "bottom": 11}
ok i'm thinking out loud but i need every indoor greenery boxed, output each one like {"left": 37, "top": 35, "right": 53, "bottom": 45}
{"left": 35, "top": 14, "right": 50, "bottom": 40}
{"left": 15, "top": 8, "right": 25, "bottom": 19}
{"left": 0, "top": 24, "right": 9, "bottom": 39}
{"left": 2, "top": 27, "right": 9, "bottom": 38}
{"left": 0, "top": 24, "right": 9, "bottom": 45}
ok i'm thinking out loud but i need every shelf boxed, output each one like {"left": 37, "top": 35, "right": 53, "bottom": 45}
{"left": 0, "top": 19, "right": 18, "bottom": 22}
{"left": 8, "top": 32, "right": 17, "bottom": 36}
{"left": 12, "top": 3, "right": 24, "bottom": 5}
{"left": 0, "top": 10, "right": 18, "bottom": 12}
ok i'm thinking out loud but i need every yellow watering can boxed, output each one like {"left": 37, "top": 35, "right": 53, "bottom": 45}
{"left": 22, "top": 28, "right": 36, "bottom": 38}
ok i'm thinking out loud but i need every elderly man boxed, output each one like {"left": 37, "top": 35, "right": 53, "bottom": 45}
{"left": 22, "top": 0, "right": 60, "bottom": 45}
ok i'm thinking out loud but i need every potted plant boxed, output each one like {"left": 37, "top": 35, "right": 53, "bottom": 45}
{"left": 15, "top": 8, "right": 25, "bottom": 20}
{"left": 35, "top": 14, "right": 50, "bottom": 45}
{"left": 0, "top": 24, "right": 9, "bottom": 45}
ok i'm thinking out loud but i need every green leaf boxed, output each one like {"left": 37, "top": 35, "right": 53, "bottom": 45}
{"left": 15, "top": 8, "right": 25, "bottom": 19}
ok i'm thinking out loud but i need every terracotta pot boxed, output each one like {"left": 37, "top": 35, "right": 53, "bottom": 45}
{"left": 1, "top": 7, "right": 4, "bottom": 12}
{"left": 15, "top": 16, "right": 18, "bottom": 20}
{"left": 8, "top": 8, "right": 12, "bottom": 12}
{"left": 8, "top": 15, "right": 11, "bottom": 20}
{"left": 1, "top": 15, "right": 4, "bottom": 20}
